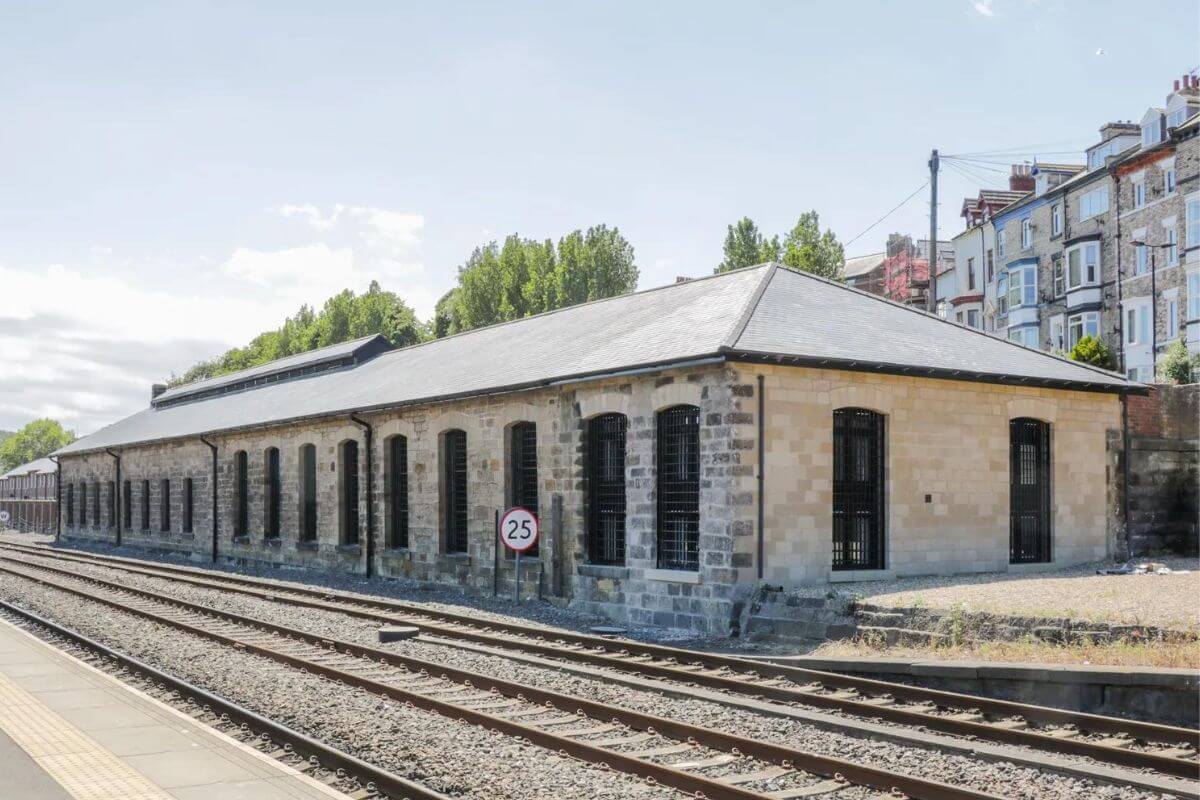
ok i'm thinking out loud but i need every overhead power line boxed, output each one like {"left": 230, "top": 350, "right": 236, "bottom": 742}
{"left": 844, "top": 180, "right": 929, "bottom": 249}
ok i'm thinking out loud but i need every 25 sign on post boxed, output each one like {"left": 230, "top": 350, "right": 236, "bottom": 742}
{"left": 499, "top": 506, "right": 539, "bottom": 553}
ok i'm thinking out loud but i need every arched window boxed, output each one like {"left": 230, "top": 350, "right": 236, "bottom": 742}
{"left": 1010, "top": 418, "right": 1051, "bottom": 564}
{"left": 441, "top": 430, "right": 468, "bottom": 553}
{"left": 832, "top": 408, "right": 886, "bottom": 570}
{"left": 508, "top": 422, "right": 537, "bottom": 556}
{"left": 91, "top": 482, "right": 100, "bottom": 528}
{"left": 234, "top": 451, "right": 248, "bottom": 537}
{"left": 141, "top": 479, "right": 150, "bottom": 531}
{"left": 183, "top": 478, "right": 194, "bottom": 534}
{"left": 79, "top": 482, "right": 88, "bottom": 527}
{"left": 657, "top": 405, "right": 700, "bottom": 571}
{"left": 587, "top": 414, "right": 627, "bottom": 566}
{"left": 122, "top": 480, "right": 132, "bottom": 530}
{"left": 160, "top": 479, "right": 170, "bottom": 532}
{"left": 264, "top": 447, "right": 281, "bottom": 540}
{"left": 106, "top": 481, "right": 115, "bottom": 529}
{"left": 298, "top": 444, "right": 317, "bottom": 542}
{"left": 340, "top": 440, "right": 360, "bottom": 545}
{"left": 65, "top": 484, "right": 74, "bottom": 526}
{"left": 387, "top": 435, "right": 409, "bottom": 549}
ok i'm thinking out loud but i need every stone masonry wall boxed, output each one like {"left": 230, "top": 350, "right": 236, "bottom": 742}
{"left": 1123, "top": 383, "right": 1199, "bottom": 556}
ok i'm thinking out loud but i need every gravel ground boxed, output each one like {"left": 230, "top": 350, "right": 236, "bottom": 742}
{"left": 0, "top": 574, "right": 688, "bottom": 800}
{"left": 3, "top": 548, "right": 1184, "bottom": 800}
{"left": 840, "top": 557, "right": 1200, "bottom": 631}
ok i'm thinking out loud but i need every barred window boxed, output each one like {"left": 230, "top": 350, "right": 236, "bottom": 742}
{"left": 264, "top": 447, "right": 281, "bottom": 540}
{"left": 1010, "top": 418, "right": 1052, "bottom": 564}
{"left": 656, "top": 405, "right": 700, "bottom": 571}
{"left": 122, "top": 480, "right": 131, "bottom": 530}
{"left": 587, "top": 414, "right": 627, "bottom": 566}
{"left": 298, "top": 444, "right": 317, "bottom": 542}
{"left": 340, "top": 440, "right": 360, "bottom": 545}
{"left": 160, "top": 479, "right": 170, "bottom": 532}
{"left": 442, "top": 430, "right": 468, "bottom": 553}
{"left": 80, "top": 482, "right": 88, "bottom": 526}
{"left": 387, "top": 435, "right": 409, "bottom": 549}
{"left": 508, "top": 422, "right": 538, "bottom": 556}
{"left": 65, "top": 484, "right": 74, "bottom": 526}
{"left": 832, "top": 408, "right": 886, "bottom": 570}
{"left": 183, "top": 478, "right": 194, "bottom": 534}
{"left": 141, "top": 479, "right": 150, "bottom": 531}
{"left": 234, "top": 451, "right": 248, "bottom": 536}
{"left": 92, "top": 482, "right": 100, "bottom": 527}
{"left": 106, "top": 481, "right": 115, "bottom": 529}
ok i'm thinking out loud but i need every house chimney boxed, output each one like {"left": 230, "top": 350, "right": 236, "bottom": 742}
{"left": 151, "top": 383, "right": 168, "bottom": 403}
{"left": 675, "top": 276, "right": 693, "bottom": 283}
{"left": 1009, "top": 163, "right": 1034, "bottom": 192}
{"left": 1175, "top": 79, "right": 1181, "bottom": 91}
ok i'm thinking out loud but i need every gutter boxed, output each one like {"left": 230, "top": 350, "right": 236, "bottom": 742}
{"left": 198, "top": 436, "right": 218, "bottom": 563}
{"left": 349, "top": 415, "right": 375, "bottom": 579}
{"left": 105, "top": 449, "right": 121, "bottom": 547}
{"left": 756, "top": 374, "right": 765, "bottom": 581}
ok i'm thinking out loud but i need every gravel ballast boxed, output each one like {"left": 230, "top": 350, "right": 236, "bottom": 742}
{"left": 1, "top": 549, "right": 1184, "bottom": 800}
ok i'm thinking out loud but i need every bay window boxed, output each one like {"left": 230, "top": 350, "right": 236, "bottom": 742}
{"left": 1067, "top": 312, "right": 1099, "bottom": 348}
{"left": 1188, "top": 272, "right": 1200, "bottom": 320}
{"left": 1187, "top": 196, "right": 1200, "bottom": 249}
{"left": 1066, "top": 242, "right": 1099, "bottom": 289}
{"left": 1007, "top": 264, "right": 1036, "bottom": 309}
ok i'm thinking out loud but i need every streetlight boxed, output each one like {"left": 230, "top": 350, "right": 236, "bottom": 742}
{"left": 1128, "top": 239, "right": 1175, "bottom": 379}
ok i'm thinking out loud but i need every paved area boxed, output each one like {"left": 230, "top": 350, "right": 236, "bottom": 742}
{"left": 0, "top": 616, "right": 349, "bottom": 800}
{"left": 842, "top": 557, "right": 1200, "bottom": 631}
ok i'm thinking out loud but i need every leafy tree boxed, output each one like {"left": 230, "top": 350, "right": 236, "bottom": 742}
{"left": 1068, "top": 335, "right": 1114, "bottom": 370}
{"left": 780, "top": 211, "right": 844, "bottom": 280}
{"left": 0, "top": 419, "right": 75, "bottom": 473}
{"left": 432, "top": 288, "right": 461, "bottom": 339}
{"left": 715, "top": 217, "right": 779, "bottom": 273}
{"left": 1158, "top": 338, "right": 1200, "bottom": 384}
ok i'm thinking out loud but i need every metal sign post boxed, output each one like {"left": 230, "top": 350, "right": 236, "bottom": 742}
{"left": 498, "top": 506, "right": 539, "bottom": 604}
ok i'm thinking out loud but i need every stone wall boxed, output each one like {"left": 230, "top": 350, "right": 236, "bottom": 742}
{"left": 1122, "top": 383, "right": 1199, "bottom": 556}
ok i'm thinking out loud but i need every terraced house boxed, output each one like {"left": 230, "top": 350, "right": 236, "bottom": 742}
{"left": 53, "top": 264, "right": 1141, "bottom": 633}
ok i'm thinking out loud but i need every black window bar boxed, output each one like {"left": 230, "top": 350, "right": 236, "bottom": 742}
{"left": 65, "top": 484, "right": 74, "bottom": 526}
{"left": 183, "top": 478, "right": 193, "bottom": 534}
{"left": 832, "top": 408, "right": 886, "bottom": 570}
{"left": 234, "top": 451, "right": 248, "bottom": 537}
{"left": 300, "top": 444, "right": 317, "bottom": 542}
{"left": 265, "top": 448, "right": 281, "bottom": 540}
{"left": 91, "top": 482, "right": 100, "bottom": 527}
{"left": 1010, "top": 418, "right": 1052, "bottom": 564}
{"left": 389, "top": 436, "right": 409, "bottom": 549}
{"left": 587, "top": 413, "right": 627, "bottom": 566}
{"left": 342, "top": 440, "right": 360, "bottom": 545}
{"left": 443, "top": 430, "right": 468, "bottom": 553}
{"left": 656, "top": 405, "right": 700, "bottom": 571}
{"left": 79, "top": 483, "right": 88, "bottom": 527}
{"left": 160, "top": 479, "right": 170, "bottom": 532}
{"left": 122, "top": 480, "right": 131, "bottom": 530}
{"left": 509, "top": 422, "right": 538, "bottom": 556}
{"left": 141, "top": 479, "right": 150, "bottom": 531}
{"left": 106, "top": 481, "right": 115, "bottom": 529}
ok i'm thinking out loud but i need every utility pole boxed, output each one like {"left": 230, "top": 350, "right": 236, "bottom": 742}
{"left": 928, "top": 149, "right": 939, "bottom": 314}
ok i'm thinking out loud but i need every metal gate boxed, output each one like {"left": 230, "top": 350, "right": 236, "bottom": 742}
{"left": 1010, "top": 418, "right": 1051, "bottom": 564}
{"left": 832, "top": 408, "right": 885, "bottom": 570}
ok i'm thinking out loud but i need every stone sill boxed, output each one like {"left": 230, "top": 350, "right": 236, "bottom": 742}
{"left": 829, "top": 568, "right": 895, "bottom": 583}
{"left": 336, "top": 543, "right": 362, "bottom": 555}
{"left": 644, "top": 567, "right": 700, "bottom": 584}
{"left": 295, "top": 540, "right": 319, "bottom": 551}
{"left": 577, "top": 564, "right": 629, "bottom": 580}
{"left": 1005, "top": 561, "right": 1057, "bottom": 574}
{"left": 437, "top": 553, "right": 472, "bottom": 568}
{"left": 231, "top": 536, "right": 250, "bottom": 546}
{"left": 381, "top": 548, "right": 412, "bottom": 561}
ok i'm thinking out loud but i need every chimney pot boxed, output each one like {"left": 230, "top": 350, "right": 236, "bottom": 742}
{"left": 1175, "top": 80, "right": 1181, "bottom": 91}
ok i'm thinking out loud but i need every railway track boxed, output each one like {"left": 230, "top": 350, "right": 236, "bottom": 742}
{"left": 0, "top": 556, "right": 1008, "bottom": 800}
{"left": 2, "top": 542, "right": 1198, "bottom": 782}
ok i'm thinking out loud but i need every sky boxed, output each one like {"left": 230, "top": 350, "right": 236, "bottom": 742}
{"left": 1, "top": 0, "right": 1196, "bottom": 436}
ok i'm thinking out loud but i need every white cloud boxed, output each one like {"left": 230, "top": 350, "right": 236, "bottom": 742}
{"left": 222, "top": 243, "right": 355, "bottom": 289}
{"left": 972, "top": 0, "right": 995, "bottom": 16}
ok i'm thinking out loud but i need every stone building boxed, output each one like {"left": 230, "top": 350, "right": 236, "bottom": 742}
{"left": 54, "top": 264, "right": 1139, "bottom": 633}
{"left": 0, "top": 457, "right": 57, "bottom": 535}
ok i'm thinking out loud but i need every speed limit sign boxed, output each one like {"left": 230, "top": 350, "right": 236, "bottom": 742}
{"left": 499, "top": 506, "right": 539, "bottom": 553}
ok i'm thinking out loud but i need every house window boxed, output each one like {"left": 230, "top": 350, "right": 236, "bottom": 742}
{"left": 1068, "top": 312, "right": 1100, "bottom": 348}
{"left": 106, "top": 481, "right": 115, "bottom": 529}
{"left": 1078, "top": 186, "right": 1109, "bottom": 220}
{"left": 79, "top": 482, "right": 88, "bottom": 526}
{"left": 1188, "top": 196, "right": 1200, "bottom": 248}
{"left": 967, "top": 257, "right": 975, "bottom": 291}
{"left": 159, "top": 479, "right": 170, "bottom": 532}
{"left": 234, "top": 450, "right": 248, "bottom": 537}
{"left": 441, "top": 430, "right": 468, "bottom": 554}
{"left": 1189, "top": 272, "right": 1200, "bottom": 320}
{"left": 1133, "top": 179, "right": 1146, "bottom": 209}
{"left": 122, "top": 480, "right": 131, "bottom": 530}
{"left": 1126, "top": 303, "right": 1152, "bottom": 346}
{"left": 1020, "top": 218, "right": 1032, "bottom": 248}
{"left": 1164, "top": 167, "right": 1176, "bottom": 195}
{"left": 1007, "top": 264, "right": 1036, "bottom": 309}
{"left": 1168, "top": 298, "right": 1179, "bottom": 337}
{"left": 183, "top": 478, "right": 193, "bottom": 534}
{"left": 141, "top": 479, "right": 150, "bottom": 530}
{"left": 1051, "top": 203, "right": 1062, "bottom": 236}
{"left": 1008, "top": 327, "right": 1038, "bottom": 349}
{"left": 587, "top": 413, "right": 627, "bottom": 566}
{"left": 340, "top": 440, "right": 360, "bottom": 546}
{"left": 1166, "top": 228, "right": 1179, "bottom": 266}
{"left": 1066, "top": 242, "right": 1099, "bottom": 289}
{"left": 91, "top": 482, "right": 99, "bottom": 527}
{"left": 298, "top": 444, "right": 317, "bottom": 542}
{"left": 65, "top": 484, "right": 74, "bottom": 526}
{"left": 1052, "top": 257, "right": 1065, "bottom": 296}
{"left": 1142, "top": 120, "right": 1161, "bottom": 147}
{"left": 1167, "top": 107, "right": 1188, "bottom": 129}
{"left": 1135, "top": 244, "right": 1148, "bottom": 276}
{"left": 1049, "top": 315, "right": 1065, "bottom": 350}
{"left": 986, "top": 248, "right": 994, "bottom": 282}
{"left": 264, "top": 447, "right": 280, "bottom": 540}
{"left": 832, "top": 408, "right": 886, "bottom": 571}
{"left": 996, "top": 273, "right": 1008, "bottom": 316}
{"left": 1010, "top": 418, "right": 1051, "bottom": 564}
{"left": 657, "top": 405, "right": 700, "bottom": 571}
{"left": 508, "top": 422, "right": 538, "bottom": 557}
{"left": 996, "top": 229, "right": 1006, "bottom": 258}
{"left": 387, "top": 435, "right": 409, "bottom": 549}
{"left": 967, "top": 309, "right": 979, "bottom": 328}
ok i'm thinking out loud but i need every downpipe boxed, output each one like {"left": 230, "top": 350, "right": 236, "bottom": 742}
{"left": 349, "top": 415, "right": 375, "bottom": 579}
{"left": 106, "top": 449, "right": 121, "bottom": 547}
{"left": 199, "top": 436, "right": 218, "bottom": 563}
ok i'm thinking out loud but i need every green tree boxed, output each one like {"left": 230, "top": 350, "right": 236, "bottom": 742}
{"left": 780, "top": 211, "right": 844, "bottom": 280}
{"left": 715, "top": 217, "right": 779, "bottom": 273}
{"left": 1158, "top": 338, "right": 1200, "bottom": 384}
{"left": 432, "top": 288, "right": 461, "bottom": 339}
{"left": 1068, "top": 335, "right": 1114, "bottom": 370}
{"left": 0, "top": 419, "right": 75, "bottom": 473}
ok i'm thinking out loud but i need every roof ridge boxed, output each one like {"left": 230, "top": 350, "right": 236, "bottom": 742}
{"left": 732, "top": 265, "right": 1135, "bottom": 386}
{"left": 722, "top": 262, "right": 778, "bottom": 348}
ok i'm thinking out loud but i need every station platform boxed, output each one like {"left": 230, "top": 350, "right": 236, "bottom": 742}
{"left": 0, "top": 616, "right": 349, "bottom": 800}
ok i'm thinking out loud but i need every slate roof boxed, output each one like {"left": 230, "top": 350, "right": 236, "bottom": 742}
{"left": 843, "top": 252, "right": 885, "bottom": 278}
{"left": 1, "top": 457, "right": 57, "bottom": 478}
{"left": 57, "top": 264, "right": 1139, "bottom": 456}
